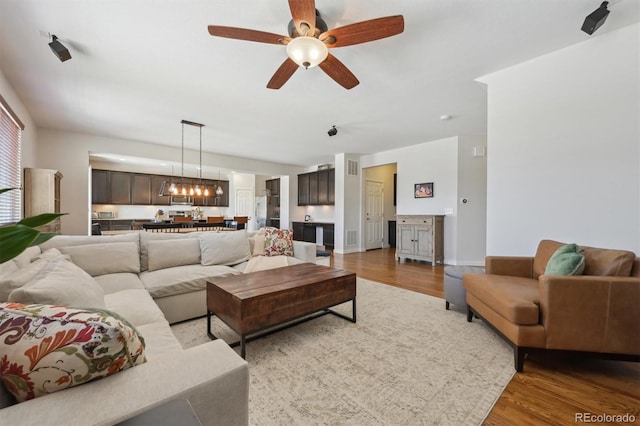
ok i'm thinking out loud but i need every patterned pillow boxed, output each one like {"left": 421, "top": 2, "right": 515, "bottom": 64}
{"left": 264, "top": 228, "right": 294, "bottom": 257}
{"left": 0, "top": 303, "right": 146, "bottom": 402}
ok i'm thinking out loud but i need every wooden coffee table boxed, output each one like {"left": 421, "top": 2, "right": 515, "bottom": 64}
{"left": 206, "top": 263, "right": 356, "bottom": 358}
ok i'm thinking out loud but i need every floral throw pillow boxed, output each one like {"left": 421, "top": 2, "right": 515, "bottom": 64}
{"left": 0, "top": 303, "right": 146, "bottom": 402}
{"left": 264, "top": 228, "right": 294, "bottom": 257}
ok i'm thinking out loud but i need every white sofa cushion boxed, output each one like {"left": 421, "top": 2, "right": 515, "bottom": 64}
{"left": 60, "top": 242, "right": 140, "bottom": 276}
{"left": 139, "top": 231, "right": 200, "bottom": 272}
{"left": 148, "top": 239, "right": 201, "bottom": 271}
{"left": 135, "top": 322, "right": 183, "bottom": 359}
{"left": 243, "top": 255, "right": 306, "bottom": 273}
{"left": 8, "top": 256, "right": 105, "bottom": 308}
{"left": 139, "top": 264, "right": 241, "bottom": 298}
{"left": 38, "top": 233, "right": 139, "bottom": 251}
{"left": 199, "top": 230, "right": 251, "bottom": 266}
{"left": 104, "top": 289, "right": 167, "bottom": 327}
{"left": 94, "top": 272, "right": 145, "bottom": 295}
{"left": 10, "top": 246, "right": 42, "bottom": 268}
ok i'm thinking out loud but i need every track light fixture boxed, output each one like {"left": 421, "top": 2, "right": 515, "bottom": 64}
{"left": 581, "top": 1, "right": 610, "bottom": 35}
{"left": 48, "top": 34, "right": 72, "bottom": 62}
{"left": 327, "top": 125, "right": 337, "bottom": 137}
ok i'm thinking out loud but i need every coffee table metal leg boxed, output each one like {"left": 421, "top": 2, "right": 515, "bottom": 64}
{"left": 240, "top": 335, "right": 246, "bottom": 359}
{"left": 326, "top": 297, "right": 357, "bottom": 323}
{"left": 207, "top": 310, "right": 217, "bottom": 340}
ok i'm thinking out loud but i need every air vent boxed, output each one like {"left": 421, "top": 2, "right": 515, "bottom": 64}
{"left": 347, "top": 160, "right": 358, "bottom": 176}
{"left": 346, "top": 230, "right": 358, "bottom": 247}
{"left": 317, "top": 164, "right": 331, "bottom": 170}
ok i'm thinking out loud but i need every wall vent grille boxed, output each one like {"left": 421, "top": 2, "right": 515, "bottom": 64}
{"left": 347, "top": 160, "right": 358, "bottom": 176}
{"left": 346, "top": 230, "right": 358, "bottom": 247}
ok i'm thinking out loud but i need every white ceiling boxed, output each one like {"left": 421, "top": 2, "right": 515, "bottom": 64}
{"left": 1, "top": 0, "right": 638, "bottom": 168}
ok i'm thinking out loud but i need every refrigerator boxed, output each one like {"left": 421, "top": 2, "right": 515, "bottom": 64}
{"left": 255, "top": 196, "right": 267, "bottom": 229}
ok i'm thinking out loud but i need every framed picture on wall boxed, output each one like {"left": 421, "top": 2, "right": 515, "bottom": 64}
{"left": 414, "top": 182, "right": 433, "bottom": 198}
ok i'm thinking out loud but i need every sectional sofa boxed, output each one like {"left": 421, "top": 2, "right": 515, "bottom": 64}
{"left": 0, "top": 229, "right": 319, "bottom": 425}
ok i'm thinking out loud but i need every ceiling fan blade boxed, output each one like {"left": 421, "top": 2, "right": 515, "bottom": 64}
{"left": 208, "top": 25, "right": 289, "bottom": 45}
{"left": 267, "top": 58, "right": 299, "bottom": 89}
{"left": 288, "top": 0, "right": 316, "bottom": 35}
{"left": 320, "top": 15, "right": 404, "bottom": 48}
{"left": 318, "top": 54, "right": 359, "bottom": 90}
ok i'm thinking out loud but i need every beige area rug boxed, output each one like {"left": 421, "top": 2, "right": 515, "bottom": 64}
{"left": 171, "top": 278, "right": 515, "bottom": 425}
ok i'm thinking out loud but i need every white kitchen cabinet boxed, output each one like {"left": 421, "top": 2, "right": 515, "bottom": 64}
{"left": 23, "top": 168, "right": 63, "bottom": 233}
{"left": 395, "top": 215, "right": 444, "bottom": 265}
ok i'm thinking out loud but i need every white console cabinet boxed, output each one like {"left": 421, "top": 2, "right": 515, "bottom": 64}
{"left": 395, "top": 215, "right": 444, "bottom": 265}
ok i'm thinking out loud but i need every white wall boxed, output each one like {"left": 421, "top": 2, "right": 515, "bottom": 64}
{"left": 360, "top": 136, "right": 487, "bottom": 264}
{"left": 36, "top": 128, "right": 305, "bottom": 235}
{"left": 456, "top": 135, "right": 487, "bottom": 264}
{"left": 479, "top": 23, "right": 640, "bottom": 255}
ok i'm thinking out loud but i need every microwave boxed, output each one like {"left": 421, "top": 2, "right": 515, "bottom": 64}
{"left": 170, "top": 196, "right": 193, "bottom": 206}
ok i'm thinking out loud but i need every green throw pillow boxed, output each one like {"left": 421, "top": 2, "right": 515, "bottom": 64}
{"left": 544, "top": 243, "right": 585, "bottom": 276}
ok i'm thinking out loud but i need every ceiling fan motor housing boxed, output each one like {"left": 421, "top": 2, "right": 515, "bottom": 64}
{"left": 288, "top": 9, "right": 328, "bottom": 37}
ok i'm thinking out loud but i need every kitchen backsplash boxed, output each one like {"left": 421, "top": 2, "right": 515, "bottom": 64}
{"left": 92, "top": 205, "right": 230, "bottom": 219}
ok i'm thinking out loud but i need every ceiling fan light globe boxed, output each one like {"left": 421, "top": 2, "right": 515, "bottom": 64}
{"left": 286, "top": 36, "right": 328, "bottom": 69}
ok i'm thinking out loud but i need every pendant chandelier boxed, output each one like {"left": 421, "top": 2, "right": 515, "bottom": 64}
{"left": 159, "top": 120, "right": 224, "bottom": 198}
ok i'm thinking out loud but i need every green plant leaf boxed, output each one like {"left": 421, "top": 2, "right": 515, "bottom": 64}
{"left": 30, "top": 232, "right": 57, "bottom": 247}
{"left": 18, "top": 213, "right": 65, "bottom": 228}
{"left": 0, "top": 188, "right": 18, "bottom": 195}
{"left": 0, "top": 224, "right": 40, "bottom": 264}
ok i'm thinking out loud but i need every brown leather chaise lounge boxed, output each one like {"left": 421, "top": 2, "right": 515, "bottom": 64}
{"left": 464, "top": 240, "right": 640, "bottom": 372}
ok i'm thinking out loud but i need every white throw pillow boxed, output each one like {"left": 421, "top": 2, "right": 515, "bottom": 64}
{"left": 0, "top": 258, "right": 50, "bottom": 302}
{"left": 252, "top": 228, "right": 267, "bottom": 256}
{"left": 147, "top": 239, "right": 201, "bottom": 271}
{"left": 199, "top": 230, "right": 251, "bottom": 266}
{"left": 60, "top": 242, "right": 140, "bottom": 276}
{"left": 8, "top": 256, "right": 105, "bottom": 308}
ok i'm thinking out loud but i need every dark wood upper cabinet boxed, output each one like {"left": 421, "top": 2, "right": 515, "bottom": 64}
{"left": 308, "top": 172, "right": 319, "bottom": 205}
{"left": 298, "top": 169, "right": 334, "bottom": 206}
{"left": 151, "top": 175, "right": 171, "bottom": 206}
{"left": 131, "top": 174, "right": 152, "bottom": 205}
{"left": 298, "top": 173, "right": 310, "bottom": 205}
{"left": 328, "top": 168, "right": 335, "bottom": 205}
{"left": 109, "top": 171, "right": 132, "bottom": 204}
{"left": 91, "top": 169, "right": 110, "bottom": 204}
{"left": 317, "top": 170, "right": 329, "bottom": 205}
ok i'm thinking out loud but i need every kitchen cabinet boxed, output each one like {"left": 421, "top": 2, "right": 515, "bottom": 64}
{"left": 292, "top": 222, "right": 335, "bottom": 250}
{"left": 23, "top": 168, "right": 63, "bottom": 233}
{"left": 91, "top": 169, "right": 229, "bottom": 207}
{"left": 91, "top": 169, "right": 110, "bottom": 204}
{"left": 297, "top": 169, "right": 334, "bottom": 206}
{"left": 266, "top": 178, "right": 279, "bottom": 197}
{"left": 151, "top": 175, "right": 171, "bottom": 205}
{"left": 298, "top": 173, "right": 310, "bottom": 205}
{"left": 395, "top": 215, "right": 444, "bottom": 265}
{"left": 131, "top": 174, "right": 152, "bottom": 205}
{"left": 109, "top": 172, "right": 132, "bottom": 204}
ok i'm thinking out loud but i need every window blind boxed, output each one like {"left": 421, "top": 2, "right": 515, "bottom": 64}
{"left": 0, "top": 94, "right": 24, "bottom": 225}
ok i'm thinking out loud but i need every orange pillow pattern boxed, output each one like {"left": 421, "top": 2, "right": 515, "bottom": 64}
{"left": 0, "top": 303, "right": 146, "bottom": 402}
{"left": 264, "top": 228, "right": 294, "bottom": 257}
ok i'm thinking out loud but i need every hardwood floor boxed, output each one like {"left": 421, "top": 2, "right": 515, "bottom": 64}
{"left": 331, "top": 248, "right": 640, "bottom": 426}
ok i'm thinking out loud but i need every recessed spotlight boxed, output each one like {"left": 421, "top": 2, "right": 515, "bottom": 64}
{"left": 440, "top": 115, "right": 452, "bottom": 121}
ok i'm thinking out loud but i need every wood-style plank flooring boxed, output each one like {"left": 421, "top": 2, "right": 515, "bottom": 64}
{"left": 330, "top": 248, "right": 640, "bottom": 426}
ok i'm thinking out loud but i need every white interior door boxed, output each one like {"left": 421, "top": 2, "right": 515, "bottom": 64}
{"left": 235, "top": 188, "right": 254, "bottom": 229}
{"left": 365, "top": 180, "right": 384, "bottom": 250}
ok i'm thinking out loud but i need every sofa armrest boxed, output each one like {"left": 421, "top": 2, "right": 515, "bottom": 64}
{"left": 485, "top": 256, "right": 534, "bottom": 278}
{"left": 539, "top": 275, "right": 640, "bottom": 355}
{"left": 293, "top": 240, "right": 317, "bottom": 263}
{"left": 0, "top": 340, "right": 249, "bottom": 426}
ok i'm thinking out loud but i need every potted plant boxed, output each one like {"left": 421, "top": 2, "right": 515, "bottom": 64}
{"left": 0, "top": 188, "right": 65, "bottom": 264}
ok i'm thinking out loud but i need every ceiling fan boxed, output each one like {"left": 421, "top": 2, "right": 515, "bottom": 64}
{"left": 207, "top": 0, "right": 404, "bottom": 90}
